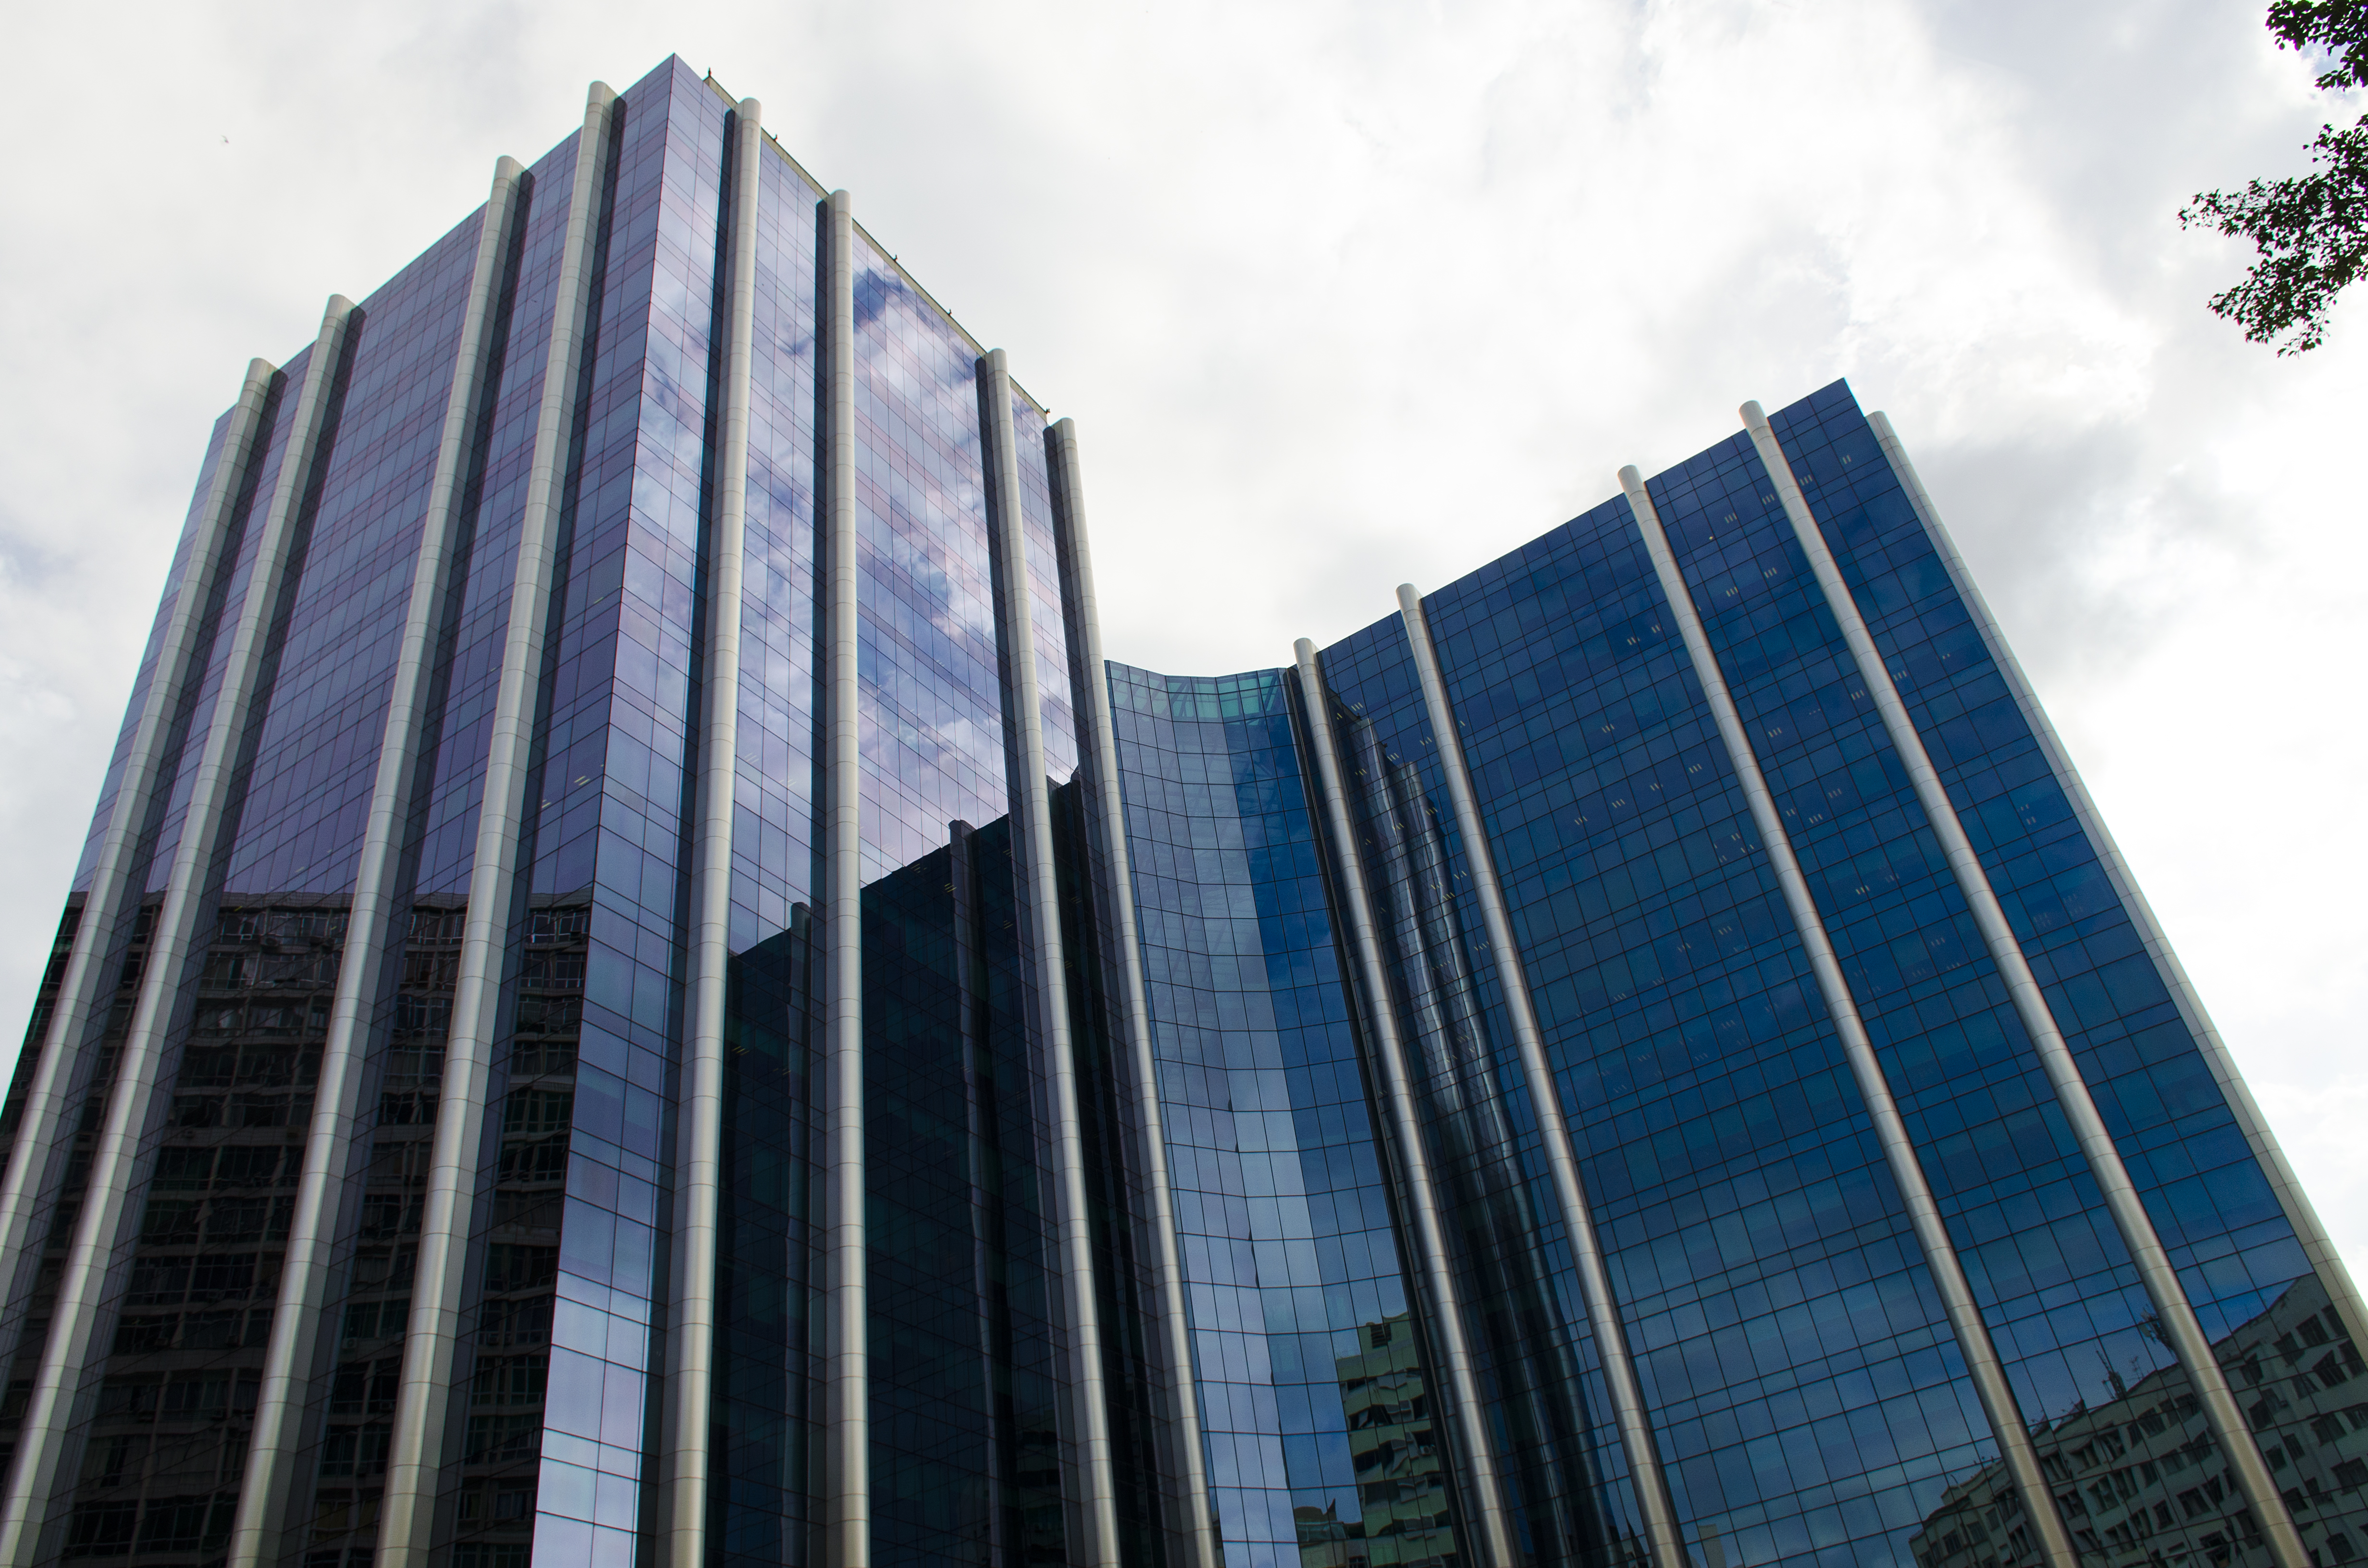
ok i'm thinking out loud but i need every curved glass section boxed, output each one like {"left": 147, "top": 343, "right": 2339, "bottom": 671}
{"left": 1110, "top": 665, "right": 1451, "bottom": 1568}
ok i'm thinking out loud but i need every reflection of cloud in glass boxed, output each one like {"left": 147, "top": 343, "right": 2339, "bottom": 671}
{"left": 848, "top": 247, "right": 1018, "bottom": 879}
{"left": 1113, "top": 666, "right": 1431, "bottom": 1568}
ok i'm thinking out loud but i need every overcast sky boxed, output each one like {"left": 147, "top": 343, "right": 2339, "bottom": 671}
{"left": 1, "top": 0, "right": 2359, "bottom": 1271}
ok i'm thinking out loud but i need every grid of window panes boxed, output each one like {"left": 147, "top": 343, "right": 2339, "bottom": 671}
{"left": 1049, "top": 762, "right": 1170, "bottom": 1565}
{"left": 41, "top": 177, "right": 487, "bottom": 1566}
{"left": 69, "top": 404, "right": 237, "bottom": 898}
{"left": 216, "top": 210, "right": 484, "bottom": 901}
{"left": 848, "top": 235, "right": 1014, "bottom": 882}
{"left": 728, "top": 134, "right": 824, "bottom": 959}
{"left": 1644, "top": 417, "right": 2220, "bottom": 1565}
{"left": 136, "top": 346, "right": 311, "bottom": 906}
{"left": 1411, "top": 496, "right": 2003, "bottom": 1566}
{"left": 16, "top": 47, "right": 1079, "bottom": 1568}
{"left": 28, "top": 387, "right": 246, "bottom": 1496}
{"left": 844, "top": 226, "right": 1081, "bottom": 1567}
{"left": 990, "top": 392, "right": 1094, "bottom": 1559}
{"left": 509, "top": 59, "right": 725, "bottom": 1568}
{"left": 292, "top": 114, "right": 579, "bottom": 1568}
{"left": 167, "top": 204, "right": 482, "bottom": 1568}
{"left": 1108, "top": 664, "right": 1431, "bottom": 1568}
{"left": 25, "top": 371, "right": 263, "bottom": 1525}
{"left": 23, "top": 60, "right": 2368, "bottom": 1567}
{"left": 710, "top": 117, "right": 828, "bottom": 1568}
{"left": 0, "top": 902, "right": 157, "bottom": 1522}
{"left": 63, "top": 906, "right": 333, "bottom": 1563}
{"left": 854, "top": 813, "right": 1067, "bottom": 1566}
{"left": 1765, "top": 381, "right": 2366, "bottom": 1564}
{"left": 404, "top": 126, "right": 578, "bottom": 907}
{"left": 0, "top": 904, "right": 88, "bottom": 1475}
{"left": 1313, "top": 616, "right": 1647, "bottom": 1568}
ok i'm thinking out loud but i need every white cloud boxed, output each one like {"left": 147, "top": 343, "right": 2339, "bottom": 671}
{"left": 1, "top": 0, "right": 2360, "bottom": 1277}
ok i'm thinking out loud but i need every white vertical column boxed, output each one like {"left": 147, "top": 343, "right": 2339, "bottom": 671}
{"left": 1869, "top": 408, "right": 2368, "bottom": 1352}
{"left": 1620, "top": 465, "right": 2079, "bottom": 1568}
{"left": 375, "top": 82, "right": 617, "bottom": 1568}
{"left": 1393, "top": 585, "right": 1687, "bottom": 1568}
{"left": 0, "top": 355, "right": 276, "bottom": 1399}
{"left": 226, "top": 154, "right": 529, "bottom": 1568}
{"left": 1044, "top": 418, "right": 1220, "bottom": 1568}
{"left": 1291, "top": 640, "right": 1517, "bottom": 1568}
{"left": 820, "top": 185, "right": 869, "bottom": 1568}
{"left": 667, "top": 93, "right": 763, "bottom": 1568}
{"left": 1743, "top": 399, "right": 2310, "bottom": 1568}
{"left": 0, "top": 293, "right": 357, "bottom": 1564}
{"left": 976, "top": 349, "right": 1122, "bottom": 1565}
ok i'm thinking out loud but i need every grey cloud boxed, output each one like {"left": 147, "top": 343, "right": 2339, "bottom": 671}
{"left": 2, "top": 0, "right": 2362, "bottom": 1272}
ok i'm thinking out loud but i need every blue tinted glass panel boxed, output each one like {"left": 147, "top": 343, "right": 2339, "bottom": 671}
{"left": 1113, "top": 665, "right": 1448, "bottom": 1568}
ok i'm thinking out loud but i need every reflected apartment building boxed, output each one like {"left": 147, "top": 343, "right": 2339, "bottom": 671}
{"left": 0, "top": 53, "right": 2360, "bottom": 1568}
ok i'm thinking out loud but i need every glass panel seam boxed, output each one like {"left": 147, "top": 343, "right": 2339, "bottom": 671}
{"left": 1622, "top": 464, "right": 2082, "bottom": 1568}
{"left": 229, "top": 155, "right": 530, "bottom": 1568}
{"left": 1745, "top": 401, "right": 2311, "bottom": 1568}
{"left": 1047, "top": 419, "right": 1220, "bottom": 1568}
{"left": 1869, "top": 409, "right": 2368, "bottom": 1351}
{"left": 376, "top": 85, "right": 618, "bottom": 1567}
{"left": 1292, "top": 638, "right": 1518, "bottom": 1568}
{"left": 977, "top": 348, "right": 1122, "bottom": 1564}
{"left": 1394, "top": 583, "right": 1690, "bottom": 1568}
{"left": 666, "top": 95, "right": 762, "bottom": 1568}
{"left": 0, "top": 295, "right": 355, "bottom": 1562}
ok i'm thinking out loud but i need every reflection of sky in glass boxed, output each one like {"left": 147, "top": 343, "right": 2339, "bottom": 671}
{"left": 1110, "top": 666, "right": 1424, "bottom": 1568}
{"left": 1317, "top": 611, "right": 1647, "bottom": 1567}
{"left": 1763, "top": 381, "right": 2352, "bottom": 1559}
{"left": 1415, "top": 476, "right": 1987, "bottom": 1566}
{"left": 726, "top": 135, "right": 821, "bottom": 953}
{"left": 71, "top": 413, "right": 227, "bottom": 894}
{"left": 850, "top": 238, "right": 1006, "bottom": 883}
{"left": 525, "top": 58, "right": 726, "bottom": 1568}
{"left": 1648, "top": 419, "right": 2175, "bottom": 1544}
{"left": 29, "top": 41, "right": 2361, "bottom": 1563}
{"left": 709, "top": 118, "right": 825, "bottom": 1568}
{"left": 218, "top": 211, "right": 484, "bottom": 900}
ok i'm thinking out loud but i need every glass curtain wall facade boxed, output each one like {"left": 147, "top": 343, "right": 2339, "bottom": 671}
{"left": 1, "top": 55, "right": 2361, "bottom": 1568}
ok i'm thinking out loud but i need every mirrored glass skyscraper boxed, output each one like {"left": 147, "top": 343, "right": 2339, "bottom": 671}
{"left": 2, "top": 54, "right": 2360, "bottom": 1568}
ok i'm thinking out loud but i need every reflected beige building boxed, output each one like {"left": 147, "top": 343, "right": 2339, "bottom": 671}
{"left": 1913, "top": 1276, "right": 2366, "bottom": 1568}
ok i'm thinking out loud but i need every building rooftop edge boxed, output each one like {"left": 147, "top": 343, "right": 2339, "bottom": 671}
{"left": 698, "top": 64, "right": 1050, "bottom": 421}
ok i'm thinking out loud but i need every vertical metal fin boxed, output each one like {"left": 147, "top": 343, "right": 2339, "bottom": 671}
{"left": 375, "top": 82, "right": 618, "bottom": 1568}
{"left": 1393, "top": 585, "right": 1688, "bottom": 1568}
{"left": 975, "top": 349, "right": 1122, "bottom": 1565}
{"left": 1621, "top": 465, "right": 2079, "bottom": 1568}
{"left": 1044, "top": 419, "right": 1220, "bottom": 1568}
{"left": 948, "top": 819, "right": 1009, "bottom": 1568}
{"left": 0, "top": 293, "right": 357, "bottom": 1563}
{"left": 1742, "top": 399, "right": 2309, "bottom": 1568}
{"left": 1869, "top": 409, "right": 2368, "bottom": 1352}
{"left": 228, "top": 153, "right": 530, "bottom": 1568}
{"left": 1290, "top": 638, "right": 1517, "bottom": 1568}
{"left": 0, "top": 354, "right": 276, "bottom": 1409}
{"left": 821, "top": 184, "right": 869, "bottom": 1568}
{"left": 667, "top": 92, "right": 764, "bottom": 1568}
